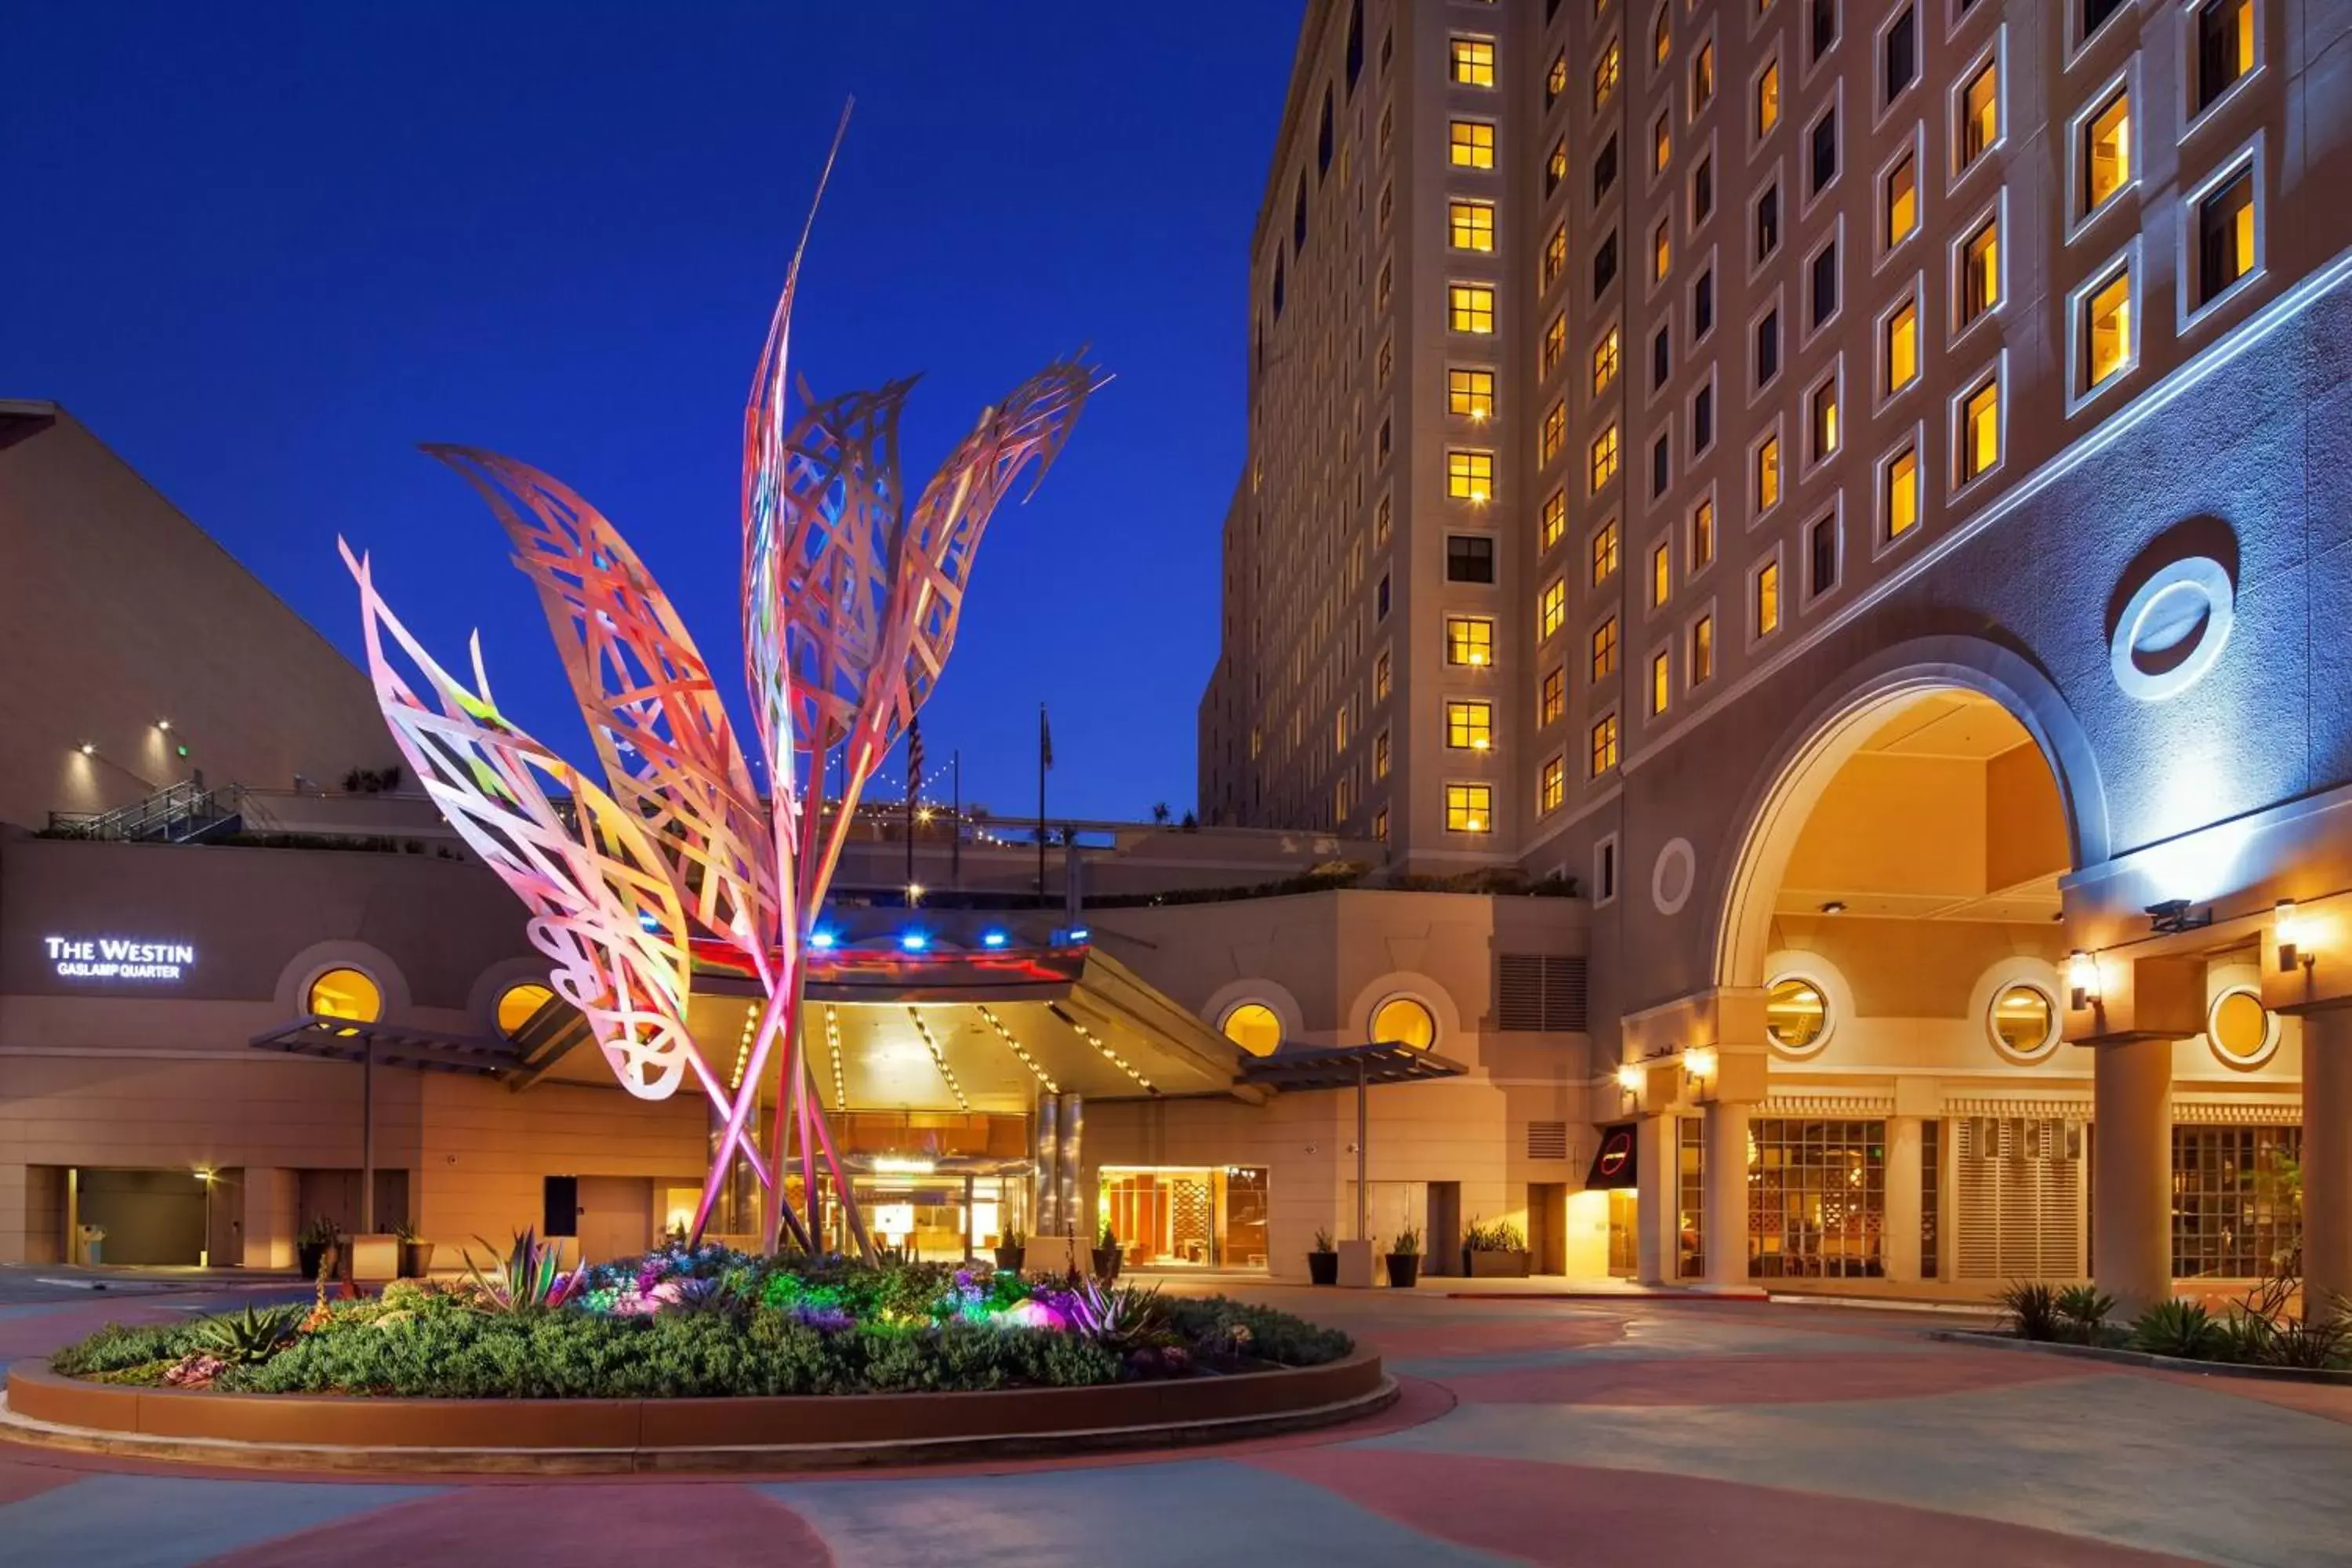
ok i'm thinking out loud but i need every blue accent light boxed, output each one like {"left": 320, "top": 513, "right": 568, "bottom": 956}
{"left": 899, "top": 929, "right": 930, "bottom": 953}
{"left": 1069, "top": 927, "right": 1091, "bottom": 942}
{"left": 981, "top": 929, "right": 1010, "bottom": 949}
{"left": 808, "top": 928, "right": 837, "bottom": 951}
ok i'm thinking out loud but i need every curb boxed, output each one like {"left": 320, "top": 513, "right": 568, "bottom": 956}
{"left": 1929, "top": 1329, "right": 2352, "bottom": 1385}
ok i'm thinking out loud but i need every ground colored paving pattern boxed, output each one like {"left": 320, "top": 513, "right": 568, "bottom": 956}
{"left": 2, "top": 1277, "right": 2348, "bottom": 1566}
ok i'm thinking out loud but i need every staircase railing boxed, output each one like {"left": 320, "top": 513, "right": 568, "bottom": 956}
{"left": 48, "top": 779, "right": 245, "bottom": 844}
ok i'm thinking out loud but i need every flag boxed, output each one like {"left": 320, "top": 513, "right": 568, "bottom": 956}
{"left": 1040, "top": 705, "right": 1054, "bottom": 771}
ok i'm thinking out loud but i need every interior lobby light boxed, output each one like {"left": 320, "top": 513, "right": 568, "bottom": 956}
{"left": 2277, "top": 900, "right": 2304, "bottom": 971}
{"left": 871, "top": 1156, "right": 936, "bottom": 1175}
{"left": 2068, "top": 950, "right": 2101, "bottom": 1009}
{"left": 1819, "top": 899, "right": 1846, "bottom": 915}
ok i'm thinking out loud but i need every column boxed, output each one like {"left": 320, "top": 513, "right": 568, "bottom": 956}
{"left": 1701, "top": 1100, "right": 1751, "bottom": 1290}
{"left": 241, "top": 1167, "right": 298, "bottom": 1269}
{"left": 1883, "top": 1116, "right": 1922, "bottom": 1283}
{"left": 2303, "top": 1011, "right": 2352, "bottom": 1315}
{"left": 2092, "top": 1036, "right": 2172, "bottom": 1312}
{"left": 1034, "top": 1094, "right": 1060, "bottom": 1236}
{"left": 1634, "top": 1113, "right": 1673, "bottom": 1285}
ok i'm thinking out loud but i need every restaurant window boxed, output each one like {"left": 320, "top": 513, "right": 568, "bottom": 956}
{"left": 1748, "top": 1119, "right": 1887, "bottom": 1278}
{"left": 1099, "top": 1166, "right": 1271, "bottom": 1270}
{"left": 2172, "top": 1126, "right": 2302, "bottom": 1279}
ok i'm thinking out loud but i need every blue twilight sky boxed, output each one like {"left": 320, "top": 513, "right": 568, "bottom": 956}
{"left": 1, "top": 2, "right": 1305, "bottom": 820}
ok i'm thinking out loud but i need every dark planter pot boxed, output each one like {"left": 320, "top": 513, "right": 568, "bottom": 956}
{"left": 297, "top": 1242, "right": 332, "bottom": 1281}
{"left": 397, "top": 1241, "right": 435, "bottom": 1279}
{"left": 1385, "top": 1253, "right": 1422, "bottom": 1288}
{"left": 1091, "top": 1247, "right": 1122, "bottom": 1281}
{"left": 993, "top": 1246, "right": 1025, "bottom": 1274}
{"left": 1466, "top": 1249, "right": 1532, "bottom": 1279}
{"left": 1307, "top": 1250, "right": 1340, "bottom": 1286}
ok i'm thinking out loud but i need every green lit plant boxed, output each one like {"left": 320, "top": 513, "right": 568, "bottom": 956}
{"left": 2053, "top": 1285, "right": 2116, "bottom": 1345}
{"left": 1464, "top": 1219, "right": 1528, "bottom": 1253}
{"left": 192, "top": 1302, "right": 303, "bottom": 1366}
{"left": 1388, "top": 1225, "right": 1421, "bottom": 1257}
{"left": 2130, "top": 1298, "right": 2223, "bottom": 1359}
{"left": 1995, "top": 1280, "right": 2064, "bottom": 1341}
{"left": 460, "top": 1229, "right": 585, "bottom": 1315}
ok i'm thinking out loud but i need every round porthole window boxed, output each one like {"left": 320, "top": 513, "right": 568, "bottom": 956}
{"left": 1370, "top": 996, "right": 1438, "bottom": 1051}
{"left": 1988, "top": 983, "right": 2060, "bottom": 1062}
{"left": 2111, "top": 556, "right": 2234, "bottom": 702}
{"left": 1220, "top": 1002, "right": 1283, "bottom": 1058}
{"left": 1764, "top": 977, "right": 1828, "bottom": 1056}
{"left": 495, "top": 982, "right": 557, "bottom": 1039}
{"left": 306, "top": 967, "right": 382, "bottom": 1029}
{"left": 2207, "top": 987, "right": 2278, "bottom": 1069}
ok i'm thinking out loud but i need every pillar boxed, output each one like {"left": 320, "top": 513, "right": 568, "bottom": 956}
{"left": 2303, "top": 1011, "right": 2352, "bottom": 1316}
{"left": 1701, "top": 1101, "right": 1751, "bottom": 1289}
{"left": 241, "top": 1167, "right": 298, "bottom": 1270}
{"left": 1634, "top": 1113, "right": 1673, "bottom": 1285}
{"left": 2092, "top": 1036, "right": 2173, "bottom": 1311}
{"left": 1883, "top": 1116, "right": 1923, "bottom": 1283}
{"left": 1058, "top": 1091, "right": 1086, "bottom": 1242}
{"left": 1033, "top": 1094, "right": 1060, "bottom": 1236}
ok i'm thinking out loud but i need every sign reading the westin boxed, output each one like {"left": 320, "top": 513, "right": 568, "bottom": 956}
{"left": 45, "top": 935, "right": 196, "bottom": 982}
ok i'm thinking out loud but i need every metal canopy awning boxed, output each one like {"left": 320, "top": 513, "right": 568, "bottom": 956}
{"left": 1239, "top": 1042, "right": 1468, "bottom": 1093}
{"left": 249, "top": 1018, "right": 524, "bottom": 1079}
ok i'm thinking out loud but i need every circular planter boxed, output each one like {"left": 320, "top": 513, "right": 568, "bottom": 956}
{"left": 0, "top": 1349, "right": 1392, "bottom": 1475}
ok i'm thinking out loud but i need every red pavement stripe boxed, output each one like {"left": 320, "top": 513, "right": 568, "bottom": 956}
{"left": 0, "top": 1454, "right": 84, "bottom": 1508}
{"left": 1441, "top": 1348, "right": 2097, "bottom": 1406}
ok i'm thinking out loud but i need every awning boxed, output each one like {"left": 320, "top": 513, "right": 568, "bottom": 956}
{"left": 1238, "top": 1042, "right": 1468, "bottom": 1093}
{"left": 249, "top": 1017, "right": 524, "bottom": 1079}
{"left": 1585, "top": 1121, "right": 1639, "bottom": 1189}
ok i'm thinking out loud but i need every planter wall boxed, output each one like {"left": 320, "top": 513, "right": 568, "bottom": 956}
{"left": 1465, "top": 1250, "right": 1531, "bottom": 1279}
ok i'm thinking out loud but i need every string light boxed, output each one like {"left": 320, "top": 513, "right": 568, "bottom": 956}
{"left": 1056, "top": 1006, "right": 1155, "bottom": 1093}
{"left": 975, "top": 1004, "right": 1058, "bottom": 1094}
{"left": 905, "top": 1005, "right": 970, "bottom": 1111}
{"left": 729, "top": 1000, "right": 759, "bottom": 1091}
{"left": 825, "top": 1004, "right": 848, "bottom": 1112}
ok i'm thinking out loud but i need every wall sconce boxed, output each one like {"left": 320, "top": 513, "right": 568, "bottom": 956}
{"left": 2067, "top": 950, "right": 2100, "bottom": 1011}
{"left": 1682, "top": 1045, "right": 1718, "bottom": 1083}
{"left": 2277, "top": 901, "right": 2306, "bottom": 973}
{"left": 1614, "top": 1062, "right": 1643, "bottom": 1094}
{"left": 76, "top": 742, "right": 96, "bottom": 757}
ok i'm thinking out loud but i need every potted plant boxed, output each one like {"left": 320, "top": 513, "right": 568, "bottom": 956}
{"left": 994, "top": 1226, "right": 1026, "bottom": 1274}
{"left": 1091, "top": 1223, "right": 1123, "bottom": 1281}
{"left": 296, "top": 1215, "right": 339, "bottom": 1281}
{"left": 393, "top": 1221, "right": 434, "bottom": 1279}
{"left": 1307, "top": 1225, "right": 1340, "bottom": 1286}
{"left": 1385, "top": 1225, "right": 1423, "bottom": 1288}
{"left": 1462, "top": 1218, "right": 1531, "bottom": 1279}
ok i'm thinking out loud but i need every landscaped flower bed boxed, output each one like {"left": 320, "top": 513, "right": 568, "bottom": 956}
{"left": 46, "top": 1235, "right": 1352, "bottom": 1399}
{"left": 1994, "top": 1275, "right": 2350, "bottom": 1370}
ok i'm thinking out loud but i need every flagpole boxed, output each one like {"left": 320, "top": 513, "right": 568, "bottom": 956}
{"left": 1036, "top": 704, "right": 1049, "bottom": 903}
{"left": 904, "top": 717, "right": 919, "bottom": 900}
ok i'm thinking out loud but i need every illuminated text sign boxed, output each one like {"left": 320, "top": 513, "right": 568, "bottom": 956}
{"left": 45, "top": 936, "right": 196, "bottom": 982}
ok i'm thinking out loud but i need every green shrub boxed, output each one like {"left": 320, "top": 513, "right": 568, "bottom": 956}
{"left": 49, "top": 1320, "right": 201, "bottom": 1377}
{"left": 2131, "top": 1298, "right": 2223, "bottom": 1359}
{"left": 2053, "top": 1286, "right": 2117, "bottom": 1345}
{"left": 1161, "top": 1295, "right": 1353, "bottom": 1366}
{"left": 193, "top": 1303, "right": 303, "bottom": 1365}
{"left": 1996, "top": 1281, "right": 2065, "bottom": 1341}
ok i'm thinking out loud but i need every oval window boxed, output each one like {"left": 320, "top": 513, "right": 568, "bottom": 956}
{"left": 2209, "top": 988, "right": 2274, "bottom": 1065}
{"left": 1370, "top": 996, "right": 1438, "bottom": 1051}
{"left": 1990, "top": 984, "right": 2056, "bottom": 1059}
{"left": 1221, "top": 1002, "right": 1283, "bottom": 1058}
{"left": 495, "top": 982, "right": 557, "bottom": 1039}
{"left": 1764, "top": 978, "right": 1828, "bottom": 1054}
{"left": 307, "top": 967, "right": 382, "bottom": 1025}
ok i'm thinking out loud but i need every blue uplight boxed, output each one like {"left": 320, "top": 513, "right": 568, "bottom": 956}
{"left": 981, "top": 929, "right": 1010, "bottom": 949}
{"left": 808, "top": 927, "right": 837, "bottom": 951}
{"left": 899, "top": 930, "right": 930, "bottom": 953}
{"left": 1069, "top": 927, "right": 1091, "bottom": 942}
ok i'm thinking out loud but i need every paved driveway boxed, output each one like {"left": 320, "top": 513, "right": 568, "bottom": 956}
{"left": 1, "top": 1281, "right": 2346, "bottom": 1566}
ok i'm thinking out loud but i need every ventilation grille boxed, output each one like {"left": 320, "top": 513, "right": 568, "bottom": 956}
{"left": 1526, "top": 1120, "right": 1570, "bottom": 1160}
{"left": 1956, "top": 1116, "right": 2084, "bottom": 1279}
{"left": 1497, "top": 955, "right": 1588, "bottom": 1032}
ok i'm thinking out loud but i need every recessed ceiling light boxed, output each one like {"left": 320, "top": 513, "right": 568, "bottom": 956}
{"left": 1819, "top": 900, "right": 1846, "bottom": 915}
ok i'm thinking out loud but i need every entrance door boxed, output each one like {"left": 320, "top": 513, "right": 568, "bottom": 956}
{"left": 1426, "top": 1181, "right": 1463, "bottom": 1276}
{"left": 73, "top": 1169, "right": 208, "bottom": 1265}
{"left": 1607, "top": 1189, "right": 1639, "bottom": 1276}
{"left": 1529, "top": 1183, "right": 1568, "bottom": 1274}
{"left": 573, "top": 1177, "right": 652, "bottom": 1264}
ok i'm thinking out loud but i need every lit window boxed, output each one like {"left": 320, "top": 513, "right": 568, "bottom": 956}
{"left": 1755, "top": 558, "right": 1781, "bottom": 637}
{"left": 1446, "top": 699, "right": 1494, "bottom": 750}
{"left": 1374, "top": 495, "right": 1392, "bottom": 546}
{"left": 1374, "top": 993, "right": 1442, "bottom": 1049}
{"left": 1593, "top": 325, "right": 1622, "bottom": 394}
{"left": 1651, "top": 540, "right": 1672, "bottom": 608}
{"left": 1373, "top": 807, "right": 1389, "bottom": 841}
{"left": 1591, "top": 615, "right": 1621, "bottom": 679}
{"left": 1886, "top": 444, "right": 1920, "bottom": 537}
{"left": 1653, "top": 111, "right": 1672, "bottom": 173}
{"left": 1690, "top": 497, "right": 1716, "bottom": 571}
{"left": 1591, "top": 424, "right": 1622, "bottom": 492}
{"left": 1959, "top": 60, "right": 1998, "bottom": 170}
{"left": 1446, "top": 615, "right": 1496, "bottom": 666}
{"left": 2084, "top": 267, "right": 2132, "bottom": 390}
{"left": 1450, "top": 199, "right": 1497, "bottom": 252}
{"left": 2197, "top": 0, "right": 2254, "bottom": 114}
{"left": 1887, "top": 297, "right": 1919, "bottom": 391}
{"left": 1595, "top": 38, "right": 1623, "bottom": 107}
{"left": 1809, "top": 378, "right": 1838, "bottom": 461}
{"left": 1653, "top": 219, "right": 1672, "bottom": 282}
{"left": 1221, "top": 1003, "right": 1283, "bottom": 1058}
{"left": 1446, "top": 782, "right": 1494, "bottom": 833}
{"left": 1960, "top": 375, "right": 1999, "bottom": 481}
{"left": 1690, "top": 613, "right": 1715, "bottom": 684}
{"left": 1960, "top": 216, "right": 1999, "bottom": 325}
{"left": 1542, "top": 489, "right": 1567, "bottom": 548}
{"left": 1540, "top": 756, "right": 1566, "bottom": 812}
{"left": 1755, "top": 434, "right": 1781, "bottom": 512}
{"left": 1449, "top": 367, "right": 1497, "bottom": 421}
{"left": 1541, "top": 577, "right": 1568, "bottom": 638}
{"left": 1592, "top": 519, "right": 1621, "bottom": 583}
{"left": 1374, "top": 728, "right": 1391, "bottom": 779}
{"left": 1548, "top": 49, "right": 1569, "bottom": 106}
{"left": 1544, "top": 311, "right": 1568, "bottom": 375}
{"left": 1766, "top": 978, "right": 1828, "bottom": 1051}
{"left": 2197, "top": 168, "right": 2256, "bottom": 306}
{"left": 308, "top": 967, "right": 383, "bottom": 1025}
{"left": 1589, "top": 713, "right": 1620, "bottom": 775}
{"left": 1547, "top": 138, "right": 1569, "bottom": 194}
{"left": 2084, "top": 89, "right": 2131, "bottom": 212}
{"left": 1544, "top": 222, "right": 1569, "bottom": 288}
{"left": 1653, "top": 8, "right": 1671, "bottom": 67}
{"left": 1756, "top": 60, "right": 1781, "bottom": 137}
{"left": 1692, "top": 42, "right": 1715, "bottom": 110}
{"left": 1450, "top": 120, "right": 1497, "bottom": 169}
{"left": 495, "top": 982, "right": 554, "bottom": 1037}
{"left": 1451, "top": 37, "right": 1497, "bottom": 86}
{"left": 1540, "top": 401, "right": 1566, "bottom": 464}
{"left": 1650, "top": 649, "right": 1671, "bottom": 715}
{"left": 1450, "top": 283, "right": 1497, "bottom": 333}
{"left": 1374, "top": 648, "right": 1392, "bottom": 700}
{"left": 1885, "top": 151, "right": 1918, "bottom": 249}
{"left": 1334, "top": 706, "right": 1350, "bottom": 750}
{"left": 1541, "top": 666, "right": 1566, "bottom": 724}
{"left": 1447, "top": 448, "right": 1496, "bottom": 502}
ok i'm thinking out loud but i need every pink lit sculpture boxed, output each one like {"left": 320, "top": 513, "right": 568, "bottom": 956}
{"left": 343, "top": 135, "right": 1096, "bottom": 1257}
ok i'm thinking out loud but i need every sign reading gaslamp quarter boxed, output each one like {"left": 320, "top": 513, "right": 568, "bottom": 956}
{"left": 44, "top": 936, "right": 196, "bottom": 982}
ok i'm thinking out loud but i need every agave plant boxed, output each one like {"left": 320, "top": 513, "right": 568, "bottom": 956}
{"left": 1995, "top": 1280, "right": 2064, "bottom": 1341}
{"left": 461, "top": 1229, "right": 586, "bottom": 1315}
{"left": 2130, "top": 1297, "right": 2223, "bottom": 1359}
{"left": 2053, "top": 1285, "right": 2116, "bottom": 1345}
{"left": 1063, "top": 1277, "right": 1167, "bottom": 1355}
{"left": 192, "top": 1302, "right": 303, "bottom": 1365}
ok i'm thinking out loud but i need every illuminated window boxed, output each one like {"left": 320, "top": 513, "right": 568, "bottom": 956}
{"left": 1449, "top": 198, "right": 1497, "bottom": 252}
{"left": 1541, "top": 665, "right": 1566, "bottom": 724}
{"left": 1544, "top": 222, "right": 1569, "bottom": 288}
{"left": 1589, "top": 713, "right": 1620, "bottom": 775}
{"left": 2084, "top": 89, "right": 2131, "bottom": 212}
{"left": 1221, "top": 1003, "right": 1283, "bottom": 1058}
{"left": 1448, "top": 367, "right": 1497, "bottom": 420}
{"left": 1960, "top": 216, "right": 2000, "bottom": 326}
{"left": 1374, "top": 728, "right": 1391, "bottom": 779}
{"left": 1595, "top": 38, "right": 1622, "bottom": 107}
{"left": 1754, "top": 558, "right": 1781, "bottom": 636}
{"left": 1544, "top": 310, "right": 1568, "bottom": 375}
{"left": 1541, "top": 401, "right": 1567, "bottom": 463}
{"left": 1690, "top": 496, "right": 1716, "bottom": 572}
{"left": 2083, "top": 267, "right": 2132, "bottom": 390}
{"left": 1334, "top": 706, "right": 1350, "bottom": 751}
{"left": 2197, "top": 0, "right": 2254, "bottom": 114}
{"left": 1650, "top": 649, "right": 1671, "bottom": 714}
{"left": 1652, "top": 219, "right": 1672, "bottom": 282}
{"left": 1691, "top": 41, "right": 1715, "bottom": 109}
{"left": 1446, "top": 699, "right": 1494, "bottom": 750}
{"left": 1885, "top": 150, "right": 1917, "bottom": 249}
{"left": 1374, "top": 648, "right": 1392, "bottom": 700}
{"left": 1373, "top": 807, "right": 1388, "bottom": 841}
{"left": 1755, "top": 433, "right": 1781, "bottom": 513}
{"left": 1447, "top": 448, "right": 1496, "bottom": 502}
{"left": 1373, "top": 995, "right": 1439, "bottom": 1048}
{"left": 1591, "top": 518, "right": 1621, "bottom": 583}
{"left": 1591, "top": 424, "right": 1622, "bottom": 492}
{"left": 1374, "top": 494, "right": 1392, "bottom": 545}
{"left": 1451, "top": 37, "right": 1497, "bottom": 86}
{"left": 1547, "top": 48, "right": 1569, "bottom": 106}
{"left": 1547, "top": 138, "right": 1569, "bottom": 194}
{"left": 1886, "top": 296, "right": 1919, "bottom": 391}
{"left": 1959, "top": 374, "right": 1999, "bottom": 482}
{"left": 1540, "top": 756, "right": 1566, "bottom": 812}
{"left": 1756, "top": 59, "right": 1781, "bottom": 136}
{"left": 1653, "top": 111, "right": 1672, "bottom": 173}
{"left": 1653, "top": 8, "right": 1671, "bottom": 67}
{"left": 1809, "top": 377, "right": 1838, "bottom": 461}
{"left": 1446, "top": 783, "right": 1494, "bottom": 833}
{"left": 1541, "top": 576, "right": 1568, "bottom": 638}
{"left": 1650, "top": 540, "right": 1672, "bottom": 608}
{"left": 1542, "top": 488, "right": 1567, "bottom": 548}
{"left": 2197, "top": 168, "right": 2256, "bottom": 306}
{"left": 1766, "top": 978, "right": 1828, "bottom": 1051}
{"left": 1690, "top": 612, "right": 1715, "bottom": 684}
{"left": 1591, "top": 615, "right": 1621, "bottom": 679}
{"left": 1885, "top": 443, "right": 1920, "bottom": 537}
{"left": 1959, "top": 60, "right": 1998, "bottom": 170}
{"left": 1592, "top": 325, "right": 1622, "bottom": 394}
{"left": 308, "top": 967, "right": 383, "bottom": 1025}
{"left": 495, "top": 982, "right": 554, "bottom": 1038}
{"left": 1446, "top": 615, "right": 1496, "bottom": 666}
{"left": 1450, "top": 119, "right": 1497, "bottom": 169}
{"left": 1450, "top": 283, "right": 1497, "bottom": 333}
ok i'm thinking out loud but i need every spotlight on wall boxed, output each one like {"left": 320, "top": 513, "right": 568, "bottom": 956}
{"left": 2067, "top": 950, "right": 2101, "bottom": 1010}
{"left": 155, "top": 719, "right": 172, "bottom": 732}
{"left": 1614, "top": 1062, "right": 1644, "bottom": 1094}
{"left": 76, "top": 742, "right": 95, "bottom": 757}
{"left": 2145, "top": 898, "right": 2212, "bottom": 935}
{"left": 1819, "top": 900, "right": 1847, "bottom": 915}
{"left": 1682, "top": 1046, "right": 1718, "bottom": 1082}
{"left": 2277, "top": 900, "right": 2306, "bottom": 972}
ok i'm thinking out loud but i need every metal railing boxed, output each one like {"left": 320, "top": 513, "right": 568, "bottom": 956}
{"left": 48, "top": 779, "right": 245, "bottom": 844}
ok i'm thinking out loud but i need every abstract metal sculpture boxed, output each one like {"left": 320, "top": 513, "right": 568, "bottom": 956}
{"left": 343, "top": 126, "right": 1096, "bottom": 1256}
